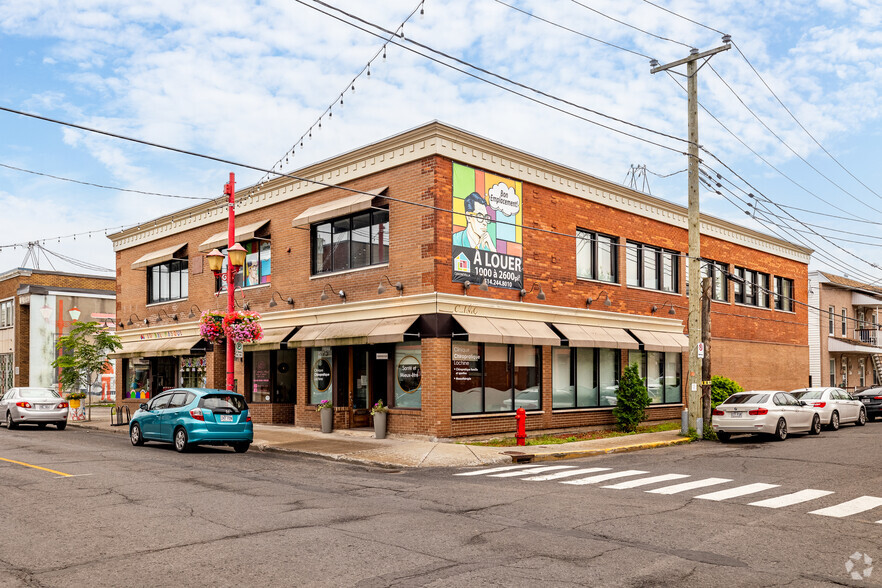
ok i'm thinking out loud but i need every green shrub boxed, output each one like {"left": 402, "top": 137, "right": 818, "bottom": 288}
{"left": 613, "top": 363, "right": 651, "bottom": 433}
{"left": 711, "top": 375, "right": 744, "bottom": 408}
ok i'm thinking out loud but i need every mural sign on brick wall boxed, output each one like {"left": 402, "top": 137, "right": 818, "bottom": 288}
{"left": 452, "top": 162, "right": 523, "bottom": 290}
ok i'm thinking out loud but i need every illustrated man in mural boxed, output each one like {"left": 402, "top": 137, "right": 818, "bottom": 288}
{"left": 453, "top": 192, "right": 497, "bottom": 252}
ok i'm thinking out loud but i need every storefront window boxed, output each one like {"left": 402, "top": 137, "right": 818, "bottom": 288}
{"left": 127, "top": 358, "right": 150, "bottom": 400}
{"left": 310, "top": 347, "right": 333, "bottom": 404}
{"left": 180, "top": 356, "right": 206, "bottom": 389}
{"left": 251, "top": 350, "right": 272, "bottom": 403}
{"left": 218, "top": 240, "right": 271, "bottom": 290}
{"left": 451, "top": 342, "right": 541, "bottom": 414}
{"left": 394, "top": 343, "right": 422, "bottom": 409}
{"left": 551, "top": 347, "right": 611, "bottom": 409}
{"left": 632, "top": 351, "right": 682, "bottom": 404}
{"left": 664, "top": 353, "right": 681, "bottom": 403}
{"left": 598, "top": 348, "right": 619, "bottom": 406}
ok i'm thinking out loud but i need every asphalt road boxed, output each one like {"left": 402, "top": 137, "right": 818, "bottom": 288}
{"left": 1, "top": 421, "right": 881, "bottom": 587}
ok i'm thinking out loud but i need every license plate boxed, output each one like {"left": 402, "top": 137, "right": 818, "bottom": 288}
{"left": 38, "top": 404, "right": 52, "bottom": 410}
{"left": 730, "top": 411, "right": 742, "bottom": 418}
{"left": 219, "top": 415, "right": 234, "bottom": 422}
{"left": 863, "top": 399, "right": 872, "bottom": 404}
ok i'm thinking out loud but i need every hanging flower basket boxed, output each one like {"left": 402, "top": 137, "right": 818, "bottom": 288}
{"left": 199, "top": 310, "right": 226, "bottom": 343}
{"left": 223, "top": 310, "right": 264, "bottom": 344}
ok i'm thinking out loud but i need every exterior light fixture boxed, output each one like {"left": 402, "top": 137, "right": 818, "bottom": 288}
{"left": 378, "top": 275, "right": 403, "bottom": 295}
{"left": 269, "top": 292, "right": 294, "bottom": 308}
{"left": 519, "top": 282, "right": 546, "bottom": 301}
{"left": 126, "top": 313, "right": 145, "bottom": 326}
{"left": 68, "top": 307, "right": 81, "bottom": 321}
{"left": 40, "top": 304, "right": 52, "bottom": 322}
{"left": 227, "top": 242, "right": 247, "bottom": 270}
{"left": 206, "top": 249, "right": 225, "bottom": 277}
{"left": 463, "top": 278, "right": 489, "bottom": 295}
{"left": 587, "top": 290, "right": 612, "bottom": 308}
{"left": 651, "top": 301, "right": 677, "bottom": 315}
{"left": 187, "top": 304, "right": 202, "bottom": 319}
{"left": 320, "top": 284, "right": 346, "bottom": 302}
{"left": 156, "top": 309, "right": 178, "bottom": 323}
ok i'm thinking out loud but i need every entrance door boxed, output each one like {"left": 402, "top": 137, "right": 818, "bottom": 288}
{"left": 352, "top": 348, "right": 370, "bottom": 428}
{"left": 151, "top": 357, "right": 178, "bottom": 397}
{"left": 370, "top": 346, "right": 391, "bottom": 408}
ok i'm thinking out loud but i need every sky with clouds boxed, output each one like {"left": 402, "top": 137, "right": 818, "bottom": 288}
{"left": 1, "top": 0, "right": 880, "bottom": 282}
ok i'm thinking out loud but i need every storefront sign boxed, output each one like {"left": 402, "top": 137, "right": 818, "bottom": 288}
{"left": 376, "top": 352, "right": 389, "bottom": 360}
{"left": 312, "top": 359, "right": 331, "bottom": 392}
{"left": 451, "top": 163, "right": 524, "bottom": 291}
{"left": 396, "top": 355, "right": 422, "bottom": 393}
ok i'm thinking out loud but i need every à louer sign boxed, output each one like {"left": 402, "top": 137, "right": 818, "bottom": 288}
{"left": 451, "top": 163, "right": 524, "bottom": 291}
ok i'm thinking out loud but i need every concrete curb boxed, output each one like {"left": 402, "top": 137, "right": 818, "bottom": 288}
{"left": 501, "top": 436, "right": 694, "bottom": 463}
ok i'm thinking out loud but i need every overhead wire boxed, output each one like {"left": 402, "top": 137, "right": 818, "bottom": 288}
{"left": 639, "top": 0, "right": 727, "bottom": 36}
{"left": 567, "top": 0, "right": 694, "bottom": 50}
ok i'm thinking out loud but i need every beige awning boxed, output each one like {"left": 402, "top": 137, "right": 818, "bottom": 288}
{"left": 455, "top": 316, "right": 560, "bottom": 346}
{"left": 108, "top": 336, "right": 206, "bottom": 359}
{"left": 244, "top": 327, "right": 296, "bottom": 351}
{"left": 554, "top": 323, "right": 639, "bottom": 349}
{"left": 288, "top": 316, "right": 418, "bottom": 348}
{"left": 630, "top": 329, "right": 688, "bottom": 352}
{"left": 291, "top": 187, "right": 387, "bottom": 227}
{"left": 198, "top": 220, "right": 269, "bottom": 252}
{"left": 131, "top": 243, "right": 187, "bottom": 270}
{"left": 829, "top": 338, "right": 882, "bottom": 354}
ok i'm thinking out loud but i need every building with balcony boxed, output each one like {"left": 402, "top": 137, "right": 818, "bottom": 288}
{"left": 808, "top": 271, "right": 882, "bottom": 391}
{"left": 0, "top": 268, "right": 117, "bottom": 397}
{"left": 108, "top": 122, "right": 810, "bottom": 437}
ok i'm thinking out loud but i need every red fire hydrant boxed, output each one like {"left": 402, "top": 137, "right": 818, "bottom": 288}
{"left": 515, "top": 407, "right": 526, "bottom": 446}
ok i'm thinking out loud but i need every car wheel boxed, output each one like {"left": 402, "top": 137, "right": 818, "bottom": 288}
{"left": 173, "top": 427, "right": 189, "bottom": 453}
{"left": 232, "top": 442, "right": 250, "bottom": 453}
{"left": 829, "top": 411, "right": 840, "bottom": 431}
{"left": 810, "top": 414, "right": 822, "bottom": 435}
{"left": 717, "top": 431, "right": 731, "bottom": 443}
{"left": 856, "top": 408, "right": 867, "bottom": 426}
{"left": 6, "top": 412, "right": 17, "bottom": 430}
{"left": 56, "top": 421, "right": 66, "bottom": 431}
{"left": 130, "top": 423, "right": 144, "bottom": 446}
{"left": 774, "top": 418, "right": 788, "bottom": 441}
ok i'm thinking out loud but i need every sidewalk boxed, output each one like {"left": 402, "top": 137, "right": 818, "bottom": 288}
{"left": 70, "top": 406, "right": 692, "bottom": 469}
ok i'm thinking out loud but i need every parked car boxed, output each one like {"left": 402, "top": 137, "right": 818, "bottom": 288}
{"left": 853, "top": 387, "right": 882, "bottom": 422}
{"left": 0, "top": 387, "right": 69, "bottom": 430}
{"left": 711, "top": 391, "right": 822, "bottom": 442}
{"left": 790, "top": 387, "right": 866, "bottom": 430}
{"left": 129, "top": 388, "right": 253, "bottom": 453}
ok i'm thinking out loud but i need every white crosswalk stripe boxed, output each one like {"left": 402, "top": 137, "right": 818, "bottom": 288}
{"left": 561, "top": 470, "right": 648, "bottom": 486}
{"left": 695, "top": 483, "right": 780, "bottom": 501}
{"left": 809, "top": 496, "right": 882, "bottom": 518}
{"left": 602, "top": 473, "right": 690, "bottom": 489}
{"left": 523, "top": 467, "right": 611, "bottom": 481}
{"left": 646, "top": 477, "right": 733, "bottom": 495}
{"left": 749, "top": 489, "right": 834, "bottom": 509}
{"left": 489, "top": 465, "right": 575, "bottom": 478}
{"left": 454, "top": 464, "right": 548, "bottom": 476}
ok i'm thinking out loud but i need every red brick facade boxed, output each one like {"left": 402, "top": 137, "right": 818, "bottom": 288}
{"left": 110, "top": 123, "right": 810, "bottom": 437}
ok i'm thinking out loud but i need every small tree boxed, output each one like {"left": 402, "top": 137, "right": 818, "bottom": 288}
{"left": 711, "top": 375, "right": 744, "bottom": 408}
{"left": 613, "top": 363, "right": 651, "bottom": 433}
{"left": 52, "top": 321, "right": 121, "bottom": 420}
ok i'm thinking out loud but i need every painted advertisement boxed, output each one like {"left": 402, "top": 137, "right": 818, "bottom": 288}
{"left": 452, "top": 162, "right": 523, "bottom": 290}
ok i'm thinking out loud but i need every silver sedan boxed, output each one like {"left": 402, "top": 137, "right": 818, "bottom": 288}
{"left": 0, "top": 388, "right": 69, "bottom": 430}
{"left": 712, "top": 391, "right": 822, "bottom": 442}
{"left": 790, "top": 387, "right": 866, "bottom": 430}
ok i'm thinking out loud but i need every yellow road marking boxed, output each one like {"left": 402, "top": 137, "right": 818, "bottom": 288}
{"left": 0, "top": 457, "right": 72, "bottom": 477}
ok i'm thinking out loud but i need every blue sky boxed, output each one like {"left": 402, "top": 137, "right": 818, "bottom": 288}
{"left": 1, "top": 0, "right": 880, "bottom": 282}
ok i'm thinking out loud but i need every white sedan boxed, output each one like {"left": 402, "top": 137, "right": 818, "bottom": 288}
{"left": 712, "top": 391, "right": 822, "bottom": 442}
{"left": 790, "top": 387, "right": 866, "bottom": 430}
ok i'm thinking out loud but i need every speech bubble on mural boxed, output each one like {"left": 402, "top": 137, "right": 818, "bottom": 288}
{"left": 487, "top": 182, "right": 520, "bottom": 217}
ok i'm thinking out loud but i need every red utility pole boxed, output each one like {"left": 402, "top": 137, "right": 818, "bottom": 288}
{"left": 225, "top": 172, "right": 236, "bottom": 392}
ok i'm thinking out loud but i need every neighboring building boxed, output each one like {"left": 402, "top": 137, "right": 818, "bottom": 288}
{"left": 0, "top": 268, "right": 117, "bottom": 397}
{"left": 808, "top": 271, "right": 882, "bottom": 391}
{"left": 108, "top": 122, "right": 810, "bottom": 436}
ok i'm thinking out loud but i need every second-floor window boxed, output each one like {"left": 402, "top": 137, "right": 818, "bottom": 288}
{"left": 148, "top": 260, "right": 188, "bottom": 304}
{"left": 842, "top": 309, "right": 847, "bottom": 336}
{"left": 576, "top": 230, "right": 617, "bottom": 283}
{"left": 312, "top": 208, "right": 389, "bottom": 275}
{"left": 217, "top": 240, "right": 271, "bottom": 290}
{"left": 626, "top": 242, "right": 678, "bottom": 293}
{"left": 701, "top": 260, "right": 729, "bottom": 302}
{"left": 828, "top": 306, "right": 835, "bottom": 335}
{"left": 733, "top": 267, "right": 769, "bottom": 307}
{"left": 0, "top": 300, "right": 12, "bottom": 327}
{"left": 774, "top": 277, "right": 794, "bottom": 312}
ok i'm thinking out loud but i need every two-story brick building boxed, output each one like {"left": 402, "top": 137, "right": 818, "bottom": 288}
{"left": 108, "top": 122, "right": 811, "bottom": 437}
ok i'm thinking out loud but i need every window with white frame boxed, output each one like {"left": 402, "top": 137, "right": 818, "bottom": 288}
{"left": 0, "top": 300, "right": 12, "bottom": 327}
{"left": 828, "top": 306, "right": 835, "bottom": 335}
{"left": 841, "top": 309, "right": 847, "bottom": 336}
{"left": 829, "top": 358, "right": 835, "bottom": 387}
{"left": 576, "top": 230, "right": 617, "bottom": 283}
{"left": 774, "top": 276, "right": 794, "bottom": 312}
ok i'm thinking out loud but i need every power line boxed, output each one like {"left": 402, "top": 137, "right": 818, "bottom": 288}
{"left": 707, "top": 63, "right": 882, "bottom": 214}
{"left": 491, "top": 0, "right": 654, "bottom": 60}
{"left": 0, "top": 162, "right": 214, "bottom": 201}
{"left": 568, "top": 0, "right": 693, "bottom": 50}
{"left": 640, "top": 0, "right": 727, "bottom": 36}
{"left": 732, "top": 40, "right": 882, "bottom": 201}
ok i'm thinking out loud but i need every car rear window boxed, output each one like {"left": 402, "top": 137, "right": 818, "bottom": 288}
{"left": 21, "top": 388, "right": 61, "bottom": 399}
{"left": 792, "top": 390, "right": 823, "bottom": 400}
{"left": 725, "top": 394, "right": 769, "bottom": 405}
{"left": 200, "top": 394, "right": 248, "bottom": 414}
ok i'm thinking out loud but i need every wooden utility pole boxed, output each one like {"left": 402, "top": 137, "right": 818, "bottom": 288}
{"left": 701, "top": 276, "right": 712, "bottom": 426}
{"left": 650, "top": 39, "right": 730, "bottom": 432}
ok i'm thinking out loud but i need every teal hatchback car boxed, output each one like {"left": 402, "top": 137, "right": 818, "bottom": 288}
{"left": 129, "top": 388, "right": 253, "bottom": 453}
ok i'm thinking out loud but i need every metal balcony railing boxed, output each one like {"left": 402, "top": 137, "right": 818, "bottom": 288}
{"left": 854, "top": 328, "right": 879, "bottom": 345}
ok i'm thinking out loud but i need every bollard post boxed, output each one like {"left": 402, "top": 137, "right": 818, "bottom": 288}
{"left": 515, "top": 407, "right": 526, "bottom": 446}
{"left": 696, "top": 417, "right": 704, "bottom": 439}
{"left": 681, "top": 409, "right": 689, "bottom": 436}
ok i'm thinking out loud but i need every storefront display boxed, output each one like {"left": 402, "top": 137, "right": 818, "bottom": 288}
{"left": 394, "top": 343, "right": 421, "bottom": 409}
{"left": 310, "top": 347, "right": 333, "bottom": 404}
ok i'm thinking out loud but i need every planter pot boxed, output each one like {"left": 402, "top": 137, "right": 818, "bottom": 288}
{"left": 373, "top": 412, "right": 387, "bottom": 440}
{"left": 69, "top": 399, "right": 81, "bottom": 409}
{"left": 320, "top": 408, "right": 333, "bottom": 433}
